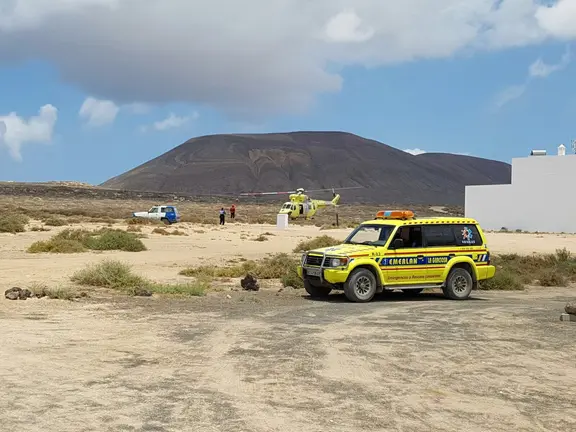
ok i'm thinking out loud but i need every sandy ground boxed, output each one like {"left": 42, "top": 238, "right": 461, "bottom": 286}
{"left": 1, "top": 221, "right": 576, "bottom": 288}
{"left": 2, "top": 221, "right": 576, "bottom": 431}
{"left": 1, "top": 286, "right": 575, "bottom": 432}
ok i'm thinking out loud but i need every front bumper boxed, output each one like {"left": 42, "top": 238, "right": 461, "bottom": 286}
{"left": 298, "top": 266, "right": 349, "bottom": 285}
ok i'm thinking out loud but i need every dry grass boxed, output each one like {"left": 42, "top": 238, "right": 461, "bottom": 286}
{"left": 27, "top": 228, "right": 147, "bottom": 253}
{"left": 43, "top": 217, "right": 68, "bottom": 226}
{"left": 479, "top": 248, "right": 576, "bottom": 290}
{"left": 127, "top": 217, "right": 162, "bottom": 226}
{"left": 151, "top": 227, "right": 187, "bottom": 236}
{"left": 179, "top": 252, "right": 302, "bottom": 288}
{"left": 71, "top": 260, "right": 208, "bottom": 296}
{"left": 28, "top": 283, "right": 81, "bottom": 300}
{"left": 30, "top": 226, "right": 51, "bottom": 232}
{"left": 293, "top": 235, "right": 342, "bottom": 252}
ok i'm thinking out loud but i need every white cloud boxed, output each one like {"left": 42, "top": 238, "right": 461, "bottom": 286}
{"left": 535, "top": 0, "right": 576, "bottom": 39}
{"left": 495, "top": 84, "right": 527, "bottom": 108}
{"left": 79, "top": 97, "right": 119, "bottom": 126}
{"left": 141, "top": 112, "right": 199, "bottom": 132}
{"left": 324, "top": 9, "right": 374, "bottom": 43}
{"left": 0, "top": 1, "right": 575, "bottom": 117}
{"left": 528, "top": 48, "right": 571, "bottom": 77}
{"left": 404, "top": 148, "right": 426, "bottom": 155}
{"left": 0, "top": 104, "right": 58, "bottom": 161}
{"left": 495, "top": 44, "right": 571, "bottom": 108}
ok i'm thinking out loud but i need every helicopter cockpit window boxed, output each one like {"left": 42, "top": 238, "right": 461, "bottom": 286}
{"left": 282, "top": 203, "right": 292, "bottom": 209}
{"left": 149, "top": 207, "right": 159, "bottom": 213}
{"left": 344, "top": 224, "right": 395, "bottom": 246}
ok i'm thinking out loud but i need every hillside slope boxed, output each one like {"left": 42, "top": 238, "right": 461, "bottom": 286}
{"left": 101, "top": 132, "right": 511, "bottom": 205}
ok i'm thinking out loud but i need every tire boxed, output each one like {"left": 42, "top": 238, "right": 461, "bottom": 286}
{"left": 443, "top": 267, "right": 473, "bottom": 300}
{"left": 304, "top": 280, "right": 332, "bottom": 297}
{"left": 161, "top": 218, "right": 171, "bottom": 225}
{"left": 401, "top": 288, "right": 423, "bottom": 295}
{"left": 344, "top": 268, "right": 377, "bottom": 302}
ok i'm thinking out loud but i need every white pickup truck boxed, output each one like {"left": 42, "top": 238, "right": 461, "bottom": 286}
{"left": 132, "top": 205, "right": 181, "bottom": 224}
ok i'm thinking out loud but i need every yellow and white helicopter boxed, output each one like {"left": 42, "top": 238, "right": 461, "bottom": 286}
{"left": 239, "top": 187, "right": 361, "bottom": 220}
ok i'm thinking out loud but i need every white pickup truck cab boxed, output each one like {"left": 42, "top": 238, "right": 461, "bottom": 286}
{"left": 132, "top": 205, "right": 181, "bottom": 224}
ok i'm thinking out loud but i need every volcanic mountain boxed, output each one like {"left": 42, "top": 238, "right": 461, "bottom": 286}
{"left": 101, "top": 131, "right": 511, "bottom": 205}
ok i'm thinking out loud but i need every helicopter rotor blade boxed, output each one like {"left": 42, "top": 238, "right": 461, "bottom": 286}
{"left": 305, "top": 186, "right": 363, "bottom": 193}
{"left": 239, "top": 190, "right": 296, "bottom": 196}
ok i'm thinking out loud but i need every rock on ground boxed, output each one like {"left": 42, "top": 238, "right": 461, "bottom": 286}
{"left": 565, "top": 302, "right": 576, "bottom": 315}
{"left": 240, "top": 274, "right": 260, "bottom": 291}
{"left": 4, "top": 287, "right": 33, "bottom": 300}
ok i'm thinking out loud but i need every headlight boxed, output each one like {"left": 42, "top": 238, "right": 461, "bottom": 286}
{"left": 329, "top": 257, "right": 348, "bottom": 267}
{"left": 301, "top": 254, "right": 306, "bottom": 265}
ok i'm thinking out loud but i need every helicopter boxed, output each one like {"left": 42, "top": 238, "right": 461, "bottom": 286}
{"left": 239, "top": 187, "right": 362, "bottom": 220}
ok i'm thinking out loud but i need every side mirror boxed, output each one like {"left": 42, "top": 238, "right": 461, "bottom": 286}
{"left": 391, "top": 238, "right": 404, "bottom": 249}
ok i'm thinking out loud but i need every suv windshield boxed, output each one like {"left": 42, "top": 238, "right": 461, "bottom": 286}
{"left": 344, "top": 224, "right": 396, "bottom": 246}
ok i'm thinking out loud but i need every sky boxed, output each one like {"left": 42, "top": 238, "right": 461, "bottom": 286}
{"left": 1, "top": 0, "right": 576, "bottom": 184}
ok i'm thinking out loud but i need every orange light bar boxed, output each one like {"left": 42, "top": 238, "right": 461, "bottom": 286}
{"left": 375, "top": 210, "right": 414, "bottom": 220}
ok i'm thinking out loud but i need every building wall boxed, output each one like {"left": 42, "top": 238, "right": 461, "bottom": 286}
{"left": 465, "top": 154, "right": 576, "bottom": 233}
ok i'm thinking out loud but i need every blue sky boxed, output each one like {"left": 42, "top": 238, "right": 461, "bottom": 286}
{"left": 1, "top": 1, "right": 575, "bottom": 184}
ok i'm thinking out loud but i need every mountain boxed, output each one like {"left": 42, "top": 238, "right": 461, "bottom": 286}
{"left": 101, "top": 131, "right": 511, "bottom": 205}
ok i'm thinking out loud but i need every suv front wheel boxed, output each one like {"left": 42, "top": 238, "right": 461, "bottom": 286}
{"left": 344, "top": 268, "right": 377, "bottom": 302}
{"left": 304, "top": 280, "right": 331, "bottom": 297}
{"left": 443, "top": 267, "right": 473, "bottom": 300}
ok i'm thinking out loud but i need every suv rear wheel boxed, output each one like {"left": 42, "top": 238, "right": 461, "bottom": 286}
{"left": 304, "top": 280, "right": 331, "bottom": 297}
{"left": 344, "top": 268, "right": 377, "bottom": 302}
{"left": 443, "top": 267, "right": 473, "bottom": 300}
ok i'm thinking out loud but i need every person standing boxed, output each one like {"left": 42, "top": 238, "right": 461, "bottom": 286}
{"left": 219, "top": 207, "right": 226, "bottom": 225}
{"left": 230, "top": 204, "right": 236, "bottom": 219}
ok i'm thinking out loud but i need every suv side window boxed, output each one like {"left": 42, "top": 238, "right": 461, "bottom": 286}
{"left": 391, "top": 226, "right": 423, "bottom": 248}
{"left": 423, "top": 224, "right": 457, "bottom": 247}
{"left": 453, "top": 224, "right": 481, "bottom": 246}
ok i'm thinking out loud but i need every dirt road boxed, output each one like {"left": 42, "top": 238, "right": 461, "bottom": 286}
{"left": 1, "top": 287, "right": 575, "bottom": 431}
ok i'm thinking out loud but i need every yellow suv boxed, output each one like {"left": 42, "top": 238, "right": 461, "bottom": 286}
{"left": 297, "top": 210, "right": 496, "bottom": 302}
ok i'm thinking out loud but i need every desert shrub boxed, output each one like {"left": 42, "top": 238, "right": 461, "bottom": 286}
{"left": 487, "top": 248, "right": 576, "bottom": 289}
{"left": 85, "top": 229, "right": 147, "bottom": 251}
{"left": 180, "top": 252, "right": 300, "bottom": 281}
{"left": 127, "top": 217, "right": 161, "bottom": 226}
{"left": 280, "top": 269, "right": 304, "bottom": 289}
{"left": 0, "top": 214, "right": 29, "bottom": 233}
{"left": 537, "top": 270, "right": 568, "bottom": 287}
{"left": 28, "top": 238, "right": 86, "bottom": 254}
{"left": 27, "top": 228, "right": 146, "bottom": 253}
{"left": 30, "top": 226, "right": 50, "bottom": 232}
{"left": 253, "top": 234, "right": 268, "bottom": 242}
{"left": 43, "top": 217, "right": 67, "bottom": 226}
{"left": 293, "top": 235, "right": 341, "bottom": 252}
{"left": 478, "top": 269, "right": 523, "bottom": 291}
{"left": 71, "top": 260, "right": 146, "bottom": 289}
{"left": 126, "top": 225, "right": 142, "bottom": 232}
{"left": 151, "top": 227, "right": 186, "bottom": 236}
{"left": 72, "top": 260, "right": 209, "bottom": 296}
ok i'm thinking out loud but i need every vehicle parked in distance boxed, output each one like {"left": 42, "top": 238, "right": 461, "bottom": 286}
{"left": 132, "top": 205, "right": 180, "bottom": 225}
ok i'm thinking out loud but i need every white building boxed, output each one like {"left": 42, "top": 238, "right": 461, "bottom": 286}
{"left": 465, "top": 145, "right": 576, "bottom": 233}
